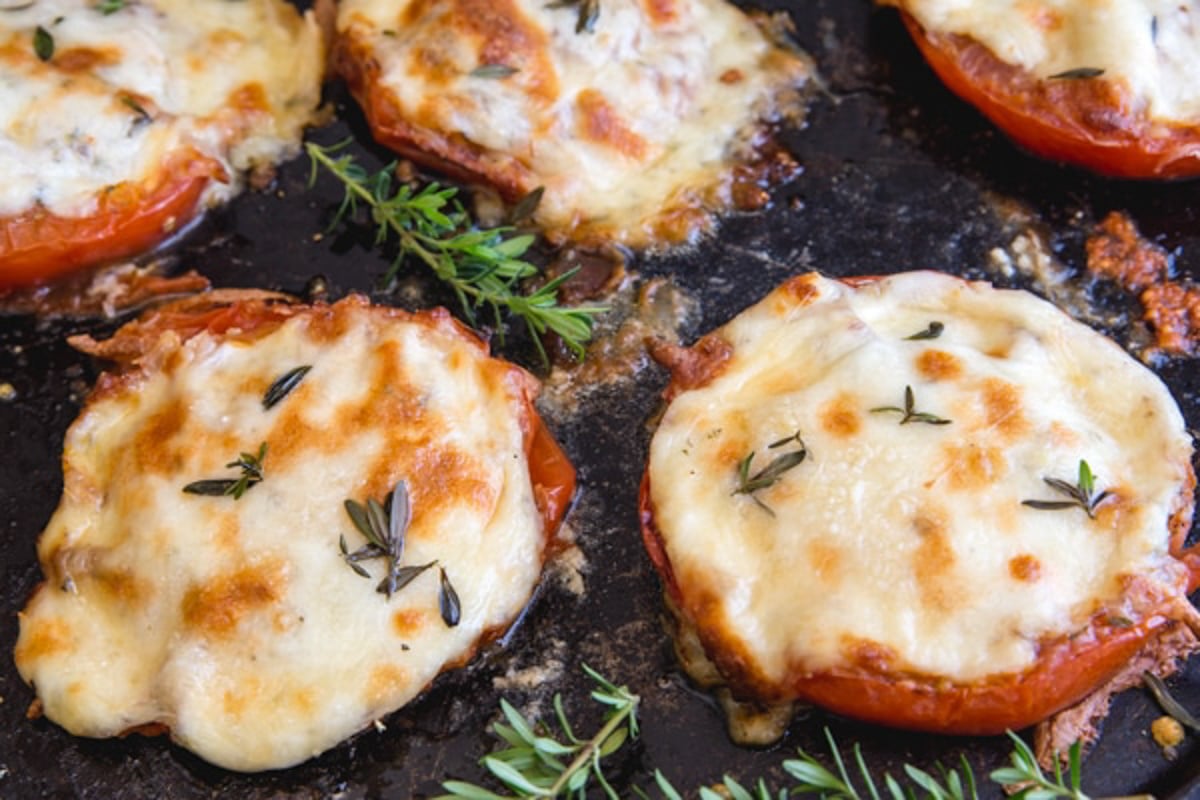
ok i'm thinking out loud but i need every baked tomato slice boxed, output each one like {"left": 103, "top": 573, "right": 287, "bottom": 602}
{"left": 0, "top": 152, "right": 225, "bottom": 289}
{"left": 900, "top": 12, "right": 1200, "bottom": 179}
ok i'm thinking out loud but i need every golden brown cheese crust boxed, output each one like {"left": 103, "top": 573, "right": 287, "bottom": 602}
{"left": 642, "top": 271, "right": 1199, "bottom": 735}
{"left": 15, "top": 292, "right": 575, "bottom": 771}
{"left": 335, "top": 0, "right": 809, "bottom": 247}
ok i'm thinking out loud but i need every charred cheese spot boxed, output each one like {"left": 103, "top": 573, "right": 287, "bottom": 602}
{"left": 1009, "top": 554, "right": 1042, "bottom": 582}
{"left": 181, "top": 561, "right": 287, "bottom": 639}
{"left": 15, "top": 615, "right": 72, "bottom": 662}
{"left": 55, "top": 47, "right": 120, "bottom": 73}
{"left": 576, "top": 89, "right": 649, "bottom": 160}
{"left": 916, "top": 348, "right": 963, "bottom": 381}
{"left": 979, "top": 377, "right": 1028, "bottom": 439}
{"left": 819, "top": 393, "right": 861, "bottom": 438}
{"left": 941, "top": 443, "right": 1005, "bottom": 491}
{"left": 367, "top": 664, "right": 410, "bottom": 706}
{"left": 805, "top": 540, "right": 843, "bottom": 584}
{"left": 392, "top": 608, "right": 429, "bottom": 637}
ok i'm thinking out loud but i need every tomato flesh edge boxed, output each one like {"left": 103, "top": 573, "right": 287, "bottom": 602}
{"left": 0, "top": 155, "right": 225, "bottom": 289}
{"left": 901, "top": 12, "right": 1200, "bottom": 179}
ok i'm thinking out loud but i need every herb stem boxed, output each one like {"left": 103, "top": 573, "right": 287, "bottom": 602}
{"left": 306, "top": 140, "right": 606, "bottom": 363}
{"left": 548, "top": 700, "right": 634, "bottom": 796}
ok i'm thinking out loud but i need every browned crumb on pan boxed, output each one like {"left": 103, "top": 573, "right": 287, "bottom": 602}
{"left": 1085, "top": 211, "right": 1200, "bottom": 357}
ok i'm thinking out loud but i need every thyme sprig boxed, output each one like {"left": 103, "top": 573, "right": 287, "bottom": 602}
{"left": 341, "top": 480, "right": 437, "bottom": 599}
{"left": 306, "top": 140, "right": 605, "bottom": 363}
{"left": 182, "top": 442, "right": 267, "bottom": 499}
{"left": 990, "top": 733, "right": 1091, "bottom": 800}
{"left": 442, "top": 667, "right": 1125, "bottom": 799}
{"left": 732, "top": 430, "right": 808, "bottom": 516}
{"left": 870, "top": 385, "right": 952, "bottom": 426}
{"left": 438, "top": 664, "right": 638, "bottom": 799}
{"left": 1022, "top": 459, "right": 1112, "bottom": 519}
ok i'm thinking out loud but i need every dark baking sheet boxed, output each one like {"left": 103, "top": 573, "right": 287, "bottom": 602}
{"left": 2, "top": 2, "right": 1199, "bottom": 797}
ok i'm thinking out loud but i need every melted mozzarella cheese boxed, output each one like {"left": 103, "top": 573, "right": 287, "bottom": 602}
{"left": 336, "top": 0, "right": 808, "bottom": 246}
{"left": 0, "top": 0, "right": 323, "bottom": 218}
{"left": 648, "top": 272, "right": 1193, "bottom": 684}
{"left": 15, "top": 296, "right": 549, "bottom": 772}
{"left": 889, "top": 0, "right": 1200, "bottom": 122}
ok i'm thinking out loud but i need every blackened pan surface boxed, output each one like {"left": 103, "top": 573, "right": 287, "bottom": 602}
{"left": 1, "top": 2, "right": 1198, "bottom": 798}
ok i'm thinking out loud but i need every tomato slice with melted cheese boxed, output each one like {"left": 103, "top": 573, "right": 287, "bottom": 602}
{"left": 17, "top": 292, "right": 575, "bottom": 771}
{"left": 0, "top": 0, "right": 324, "bottom": 288}
{"left": 886, "top": 0, "right": 1200, "bottom": 179}
{"left": 334, "top": 0, "right": 809, "bottom": 247}
{"left": 642, "top": 271, "right": 1199, "bottom": 737}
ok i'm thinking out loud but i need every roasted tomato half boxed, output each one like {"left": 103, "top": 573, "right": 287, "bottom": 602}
{"left": 900, "top": 12, "right": 1200, "bottom": 179}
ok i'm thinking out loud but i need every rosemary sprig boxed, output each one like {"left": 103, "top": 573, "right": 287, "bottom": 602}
{"left": 870, "top": 385, "right": 952, "bottom": 426}
{"left": 990, "top": 733, "right": 1090, "bottom": 800}
{"left": 1022, "top": 459, "right": 1112, "bottom": 519}
{"left": 443, "top": 668, "right": 1153, "bottom": 800}
{"left": 263, "top": 365, "right": 312, "bottom": 409}
{"left": 306, "top": 140, "right": 605, "bottom": 363}
{"left": 546, "top": 0, "right": 599, "bottom": 34}
{"left": 732, "top": 431, "right": 808, "bottom": 516}
{"left": 182, "top": 442, "right": 267, "bottom": 499}
{"left": 438, "top": 664, "right": 638, "bottom": 799}
{"left": 905, "top": 321, "right": 944, "bottom": 340}
{"left": 341, "top": 480, "right": 437, "bottom": 599}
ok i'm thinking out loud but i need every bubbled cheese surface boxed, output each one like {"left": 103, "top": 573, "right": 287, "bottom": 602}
{"left": 648, "top": 272, "right": 1194, "bottom": 684}
{"left": 336, "top": 0, "right": 808, "bottom": 245}
{"left": 15, "top": 297, "right": 548, "bottom": 771}
{"left": 891, "top": 0, "right": 1200, "bottom": 123}
{"left": 0, "top": 0, "right": 323, "bottom": 218}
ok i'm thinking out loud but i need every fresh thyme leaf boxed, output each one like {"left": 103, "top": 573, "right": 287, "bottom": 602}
{"left": 262, "top": 365, "right": 312, "bottom": 409}
{"left": 470, "top": 63, "right": 519, "bottom": 79}
{"left": 990, "top": 733, "right": 1091, "bottom": 800}
{"left": 119, "top": 94, "right": 151, "bottom": 124}
{"left": 1143, "top": 672, "right": 1200, "bottom": 734}
{"left": 906, "top": 320, "right": 944, "bottom": 340}
{"left": 182, "top": 442, "right": 267, "bottom": 499}
{"left": 306, "top": 140, "right": 605, "bottom": 364}
{"left": 378, "top": 560, "right": 436, "bottom": 597}
{"left": 508, "top": 185, "right": 544, "bottom": 224}
{"left": 732, "top": 432, "right": 808, "bottom": 516}
{"left": 33, "top": 25, "right": 53, "bottom": 60}
{"left": 96, "top": 0, "right": 125, "bottom": 13}
{"left": 341, "top": 481, "right": 436, "bottom": 599}
{"left": 870, "top": 385, "right": 952, "bottom": 425}
{"left": 439, "top": 566, "right": 461, "bottom": 627}
{"left": 182, "top": 479, "right": 242, "bottom": 497}
{"left": 1048, "top": 67, "right": 1105, "bottom": 80}
{"left": 545, "top": 0, "right": 599, "bottom": 33}
{"left": 438, "top": 664, "right": 639, "bottom": 800}
{"left": 1021, "top": 459, "right": 1111, "bottom": 519}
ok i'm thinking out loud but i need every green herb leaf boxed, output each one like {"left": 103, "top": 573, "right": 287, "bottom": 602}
{"left": 870, "top": 385, "right": 952, "bottom": 426}
{"left": 341, "top": 481, "right": 441, "bottom": 600}
{"left": 1048, "top": 67, "right": 1105, "bottom": 80}
{"left": 546, "top": 0, "right": 599, "bottom": 33}
{"left": 439, "top": 566, "right": 461, "bottom": 627}
{"left": 1143, "top": 672, "right": 1200, "bottom": 734}
{"left": 263, "top": 365, "right": 312, "bottom": 409}
{"left": 182, "top": 442, "right": 267, "bottom": 499}
{"left": 1021, "top": 459, "right": 1111, "bottom": 519}
{"left": 33, "top": 25, "right": 53, "bottom": 61}
{"left": 95, "top": 0, "right": 126, "bottom": 13}
{"left": 906, "top": 321, "right": 944, "bottom": 340}
{"left": 306, "top": 140, "right": 605, "bottom": 365}
{"left": 732, "top": 431, "right": 808, "bottom": 516}
{"left": 471, "top": 63, "right": 519, "bottom": 79}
